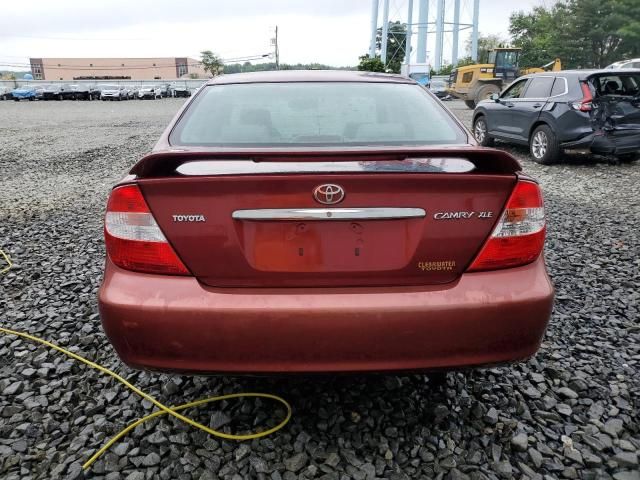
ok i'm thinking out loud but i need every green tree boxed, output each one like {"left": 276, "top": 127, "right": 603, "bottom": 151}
{"left": 437, "top": 62, "right": 453, "bottom": 75}
{"left": 510, "top": 0, "right": 637, "bottom": 69}
{"left": 200, "top": 50, "right": 223, "bottom": 76}
{"left": 615, "top": 0, "right": 640, "bottom": 56}
{"left": 357, "top": 55, "right": 386, "bottom": 72}
{"left": 455, "top": 56, "right": 477, "bottom": 68}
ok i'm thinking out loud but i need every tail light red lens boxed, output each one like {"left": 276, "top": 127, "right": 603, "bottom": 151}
{"left": 104, "top": 185, "right": 189, "bottom": 275}
{"left": 467, "top": 180, "right": 545, "bottom": 272}
{"left": 571, "top": 82, "right": 593, "bottom": 112}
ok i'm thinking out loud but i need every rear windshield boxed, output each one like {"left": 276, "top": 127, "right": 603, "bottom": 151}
{"left": 590, "top": 74, "right": 640, "bottom": 96}
{"left": 170, "top": 82, "right": 467, "bottom": 147}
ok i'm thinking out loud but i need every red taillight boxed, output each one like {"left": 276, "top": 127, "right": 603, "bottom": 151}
{"left": 467, "top": 180, "right": 545, "bottom": 272}
{"left": 571, "top": 82, "right": 593, "bottom": 112}
{"left": 104, "top": 185, "right": 189, "bottom": 275}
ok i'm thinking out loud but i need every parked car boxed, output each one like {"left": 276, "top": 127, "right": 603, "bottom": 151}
{"left": 171, "top": 84, "right": 191, "bottom": 97}
{"left": 137, "top": 85, "right": 161, "bottom": 99}
{"left": 70, "top": 84, "right": 98, "bottom": 100}
{"left": 473, "top": 70, "right": 640, "bottom": 164}
{"left": 158, "top": 83, "right": 171, "bottom": 97}
{"left": 0, "top": 86, "right": 12, "bottom": 100}
{"left": 605, "top": 58, "right": 640, "bottom": 69}
{"left": 33, "top": 84, "right": 48, "bottom": 100}
{"left": 429, "top": 79, "right": 449, "bottom": 99}
{"left": 99, "top": 70, "right": 554, "bottom": 374}
{"left": 11, "top": 85, "right": 37, "bottom": 101}
{"left": 99, "top": 85, "right": 126, "bottom": 101}
{"left": 123, "top": 85, "right": 136, "bottom": 100}
{"left": 42, "top": 84, "right": 75, "bottom": 100}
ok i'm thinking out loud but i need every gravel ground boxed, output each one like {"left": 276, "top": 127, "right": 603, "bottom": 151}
{"left": 0, "top": 98, "right": 638, "bottom": 480}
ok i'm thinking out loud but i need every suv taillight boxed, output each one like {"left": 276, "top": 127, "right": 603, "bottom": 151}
{"left": 571, "top": 82, "right": 593, "bottom": 112}
{"left": 104, "top": 185, "right": 189, "bottom": 275}
{"left": 467, "top": 180, "right": 545, "bottom": 272}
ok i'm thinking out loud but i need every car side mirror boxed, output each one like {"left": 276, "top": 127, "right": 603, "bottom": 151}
{"left": 491, "top": 93, "right": 500, "bottom": 102}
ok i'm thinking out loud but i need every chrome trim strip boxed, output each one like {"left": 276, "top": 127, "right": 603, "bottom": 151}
{"left": 232, "top": 207, "right": 426, "bottom": 221}
{"left": 176, "top": 158, "right": 475, "bottom": 176}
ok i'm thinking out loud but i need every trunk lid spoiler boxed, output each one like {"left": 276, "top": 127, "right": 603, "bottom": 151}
{"left": 130, "top": 147, "right": 521, "bottom": 178}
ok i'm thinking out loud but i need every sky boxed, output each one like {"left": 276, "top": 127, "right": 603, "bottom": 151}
{"left": 0, "top": 0, "right": 550, "bottom": 71}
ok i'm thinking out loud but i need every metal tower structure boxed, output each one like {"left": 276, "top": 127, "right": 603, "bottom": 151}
{"left": 369, "top": 0, "right": 480, "bottom": 71}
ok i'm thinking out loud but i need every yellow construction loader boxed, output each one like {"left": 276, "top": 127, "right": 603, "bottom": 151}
{"left": 448, "top": 48, "right": 562, "bottom": 109}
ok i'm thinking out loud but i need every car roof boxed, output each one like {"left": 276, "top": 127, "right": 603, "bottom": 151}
{"left": 206, "top": 70, "right": 415, "bottom": 85}
{"left": 519, "top": 69, "right": 640, "bottom": 81}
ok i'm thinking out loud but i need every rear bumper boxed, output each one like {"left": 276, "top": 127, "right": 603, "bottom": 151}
{"left": 562, "top": 130, "right": 640, "bottom": 155}
{"left": 99, "top": 257, "right": 554, "bottom": 373}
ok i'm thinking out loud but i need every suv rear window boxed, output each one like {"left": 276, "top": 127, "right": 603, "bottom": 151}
{"left": 170, "top": 82, "right": 467, "bottom": 147}
{"left": 590, "top": 74, "right": 640, "bottom": 96}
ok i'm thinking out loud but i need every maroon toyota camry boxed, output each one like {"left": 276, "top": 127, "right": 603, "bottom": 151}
{"left": 98, "top": 70, "right": 554, "bottom": 373}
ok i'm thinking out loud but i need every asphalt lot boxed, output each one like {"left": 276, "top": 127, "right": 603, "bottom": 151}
{"left": 0, "top": 98, "right": 638, "bottom": 480}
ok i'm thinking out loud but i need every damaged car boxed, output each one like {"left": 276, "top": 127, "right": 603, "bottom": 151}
{"left": 473, "top": 70, "right": 640, "bottom": 164}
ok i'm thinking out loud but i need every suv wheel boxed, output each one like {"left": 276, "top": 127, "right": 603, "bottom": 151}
{"left": 473, "top": 116, "right": 494, "bottom": 147}
{"left": 530, "top": 125, "right": 560, "bottom": 165}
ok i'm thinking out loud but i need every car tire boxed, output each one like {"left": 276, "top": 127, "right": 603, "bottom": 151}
{"left": 617, "top": 152, "right": 639, "bottom": 162}
{"left": 14, "top": 98, "right": 19, "bottom": 101}
{"left": 29, "top": 97, "right": 34, "bottom": 101}
{"left": 473, "top": 115, "right": 494, "bottom": 147}
{"left": 530, "top": 124, "right": 560, "bottom": 165}
{"left": 464, "top": 100, "right": 476, "bottom": 109}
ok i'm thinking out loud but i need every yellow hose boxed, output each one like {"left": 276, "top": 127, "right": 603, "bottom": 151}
{"left": 0, "top": 326, "right": 292, "bottom": 470}
{"left": 0, "top": 247, "right": 11, "bottom": 274}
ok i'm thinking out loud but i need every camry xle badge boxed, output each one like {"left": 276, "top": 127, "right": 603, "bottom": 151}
{"left": 172, "top": 214, "right": 206, "bottom": 222}
{"left": 433, "top": 211, "right": 493, "bottom": 220}
{"left": 313, "top": 184, "right": 345, "bottom": 205}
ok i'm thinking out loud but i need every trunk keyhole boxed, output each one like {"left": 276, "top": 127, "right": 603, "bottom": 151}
{"left": 355, "top": 247, "right": 360, "bottom": 257}
{"left": 299, "top": 247, "right": 304, "bottom": 256}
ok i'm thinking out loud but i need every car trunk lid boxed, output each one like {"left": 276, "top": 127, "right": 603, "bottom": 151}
{"left": 133, "top": 148, "right": 520, "bottom": 287}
